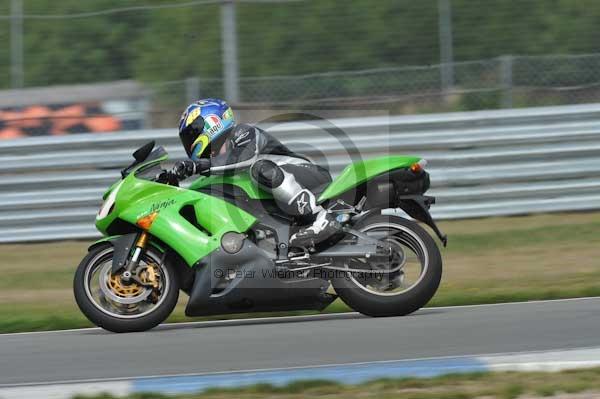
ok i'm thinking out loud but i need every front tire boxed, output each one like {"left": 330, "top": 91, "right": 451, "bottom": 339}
{"left": 74, "top": 244, "right": 179, "bottom": 333}
{"left": 331, "top": 213, "right": 442, "bottom": 317}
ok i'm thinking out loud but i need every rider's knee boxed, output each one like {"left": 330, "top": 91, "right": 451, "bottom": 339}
{"left": 250, "top": 159, "right": 284, "bottom": 189}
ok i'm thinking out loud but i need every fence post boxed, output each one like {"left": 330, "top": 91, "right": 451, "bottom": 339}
{"left": 10, "top": 0, "right": 24, "bottom": 88}
{"left": 438, "top": 0, "right": 454, "bottom": 91}
{"left": 500, "top": 55, "right": 513, "bottom": 108}
{"left": 185, "top": 77, "right": 200, "bottom": 103}
{"left": 221, "top": 0, "right": 240, "bottom": 103}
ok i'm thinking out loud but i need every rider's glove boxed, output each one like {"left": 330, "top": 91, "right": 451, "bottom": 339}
{"left": 193, "top": 158, "right": 211, "bottom": 175}
{"left": 171, "top": 159, "right": 211, "bottom": 180}
{"left": 172, "top": 160, "right": 197, "bottom": 179}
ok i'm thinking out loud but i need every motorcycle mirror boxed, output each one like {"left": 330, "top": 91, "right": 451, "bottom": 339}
{"left": 133, "top": 141, "right": 155, "bottom": 162}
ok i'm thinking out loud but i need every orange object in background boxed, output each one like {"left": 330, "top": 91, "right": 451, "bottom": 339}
{"left": 0, "top": 127, "right": 25, "bottom": 139}
{"left": 86, "top": 115, "right": 122, "bottom": 133}
{"left": 50, "top": 104, "right": 87, "bottom": 135}
{"left": 0, "top": 103, "right": 122, "bottom": 139}
{"left": 18, "top": 106, "right": 52, "bottom": 128}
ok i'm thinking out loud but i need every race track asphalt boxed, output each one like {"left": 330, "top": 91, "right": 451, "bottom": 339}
{"left": 1, "top": 297, "right": 600, "bottom": 386}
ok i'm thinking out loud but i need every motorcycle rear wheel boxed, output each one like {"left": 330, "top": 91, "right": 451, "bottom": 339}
{"left": 73, "top": 243, "right": 179, "bottom": 333}
{"left": 331, "top": 213, "right": 442, "bottom": 317}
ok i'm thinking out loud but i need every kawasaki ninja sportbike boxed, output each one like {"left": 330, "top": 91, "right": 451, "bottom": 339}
{"left": 74, "top": 141, "right": 447, "bottom": 332}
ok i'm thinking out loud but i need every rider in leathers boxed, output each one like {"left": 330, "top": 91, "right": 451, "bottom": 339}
{"left": 174, "top": 98, "right": 340, "bottom": 246}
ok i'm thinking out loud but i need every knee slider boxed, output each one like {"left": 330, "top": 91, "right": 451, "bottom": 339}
{"left": 250, "top": 160, "right": 284, "bottom": 189}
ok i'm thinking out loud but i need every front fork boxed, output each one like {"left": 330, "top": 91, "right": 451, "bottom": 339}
{"left": 112, "top": 232, "right": 149, "bottom": 282}
{"left": 128, "top": 232, "right": 149, "bottom": 269}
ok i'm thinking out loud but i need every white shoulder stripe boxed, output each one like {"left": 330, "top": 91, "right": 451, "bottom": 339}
{"left": 257, "top": 154, "right": 309, "bottom": 165}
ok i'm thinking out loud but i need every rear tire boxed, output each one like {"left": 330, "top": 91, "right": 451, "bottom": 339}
{"left": 73, "top": 244, "right": 179, "bottom": 333}
{"left": 331, "top": 213, "right": 442, "bottom": 317}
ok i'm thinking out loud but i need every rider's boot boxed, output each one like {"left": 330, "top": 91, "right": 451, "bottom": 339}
{"left": 289, "top": 205, "right": 341, "bottom": 247}
{"left": 283, "top": 188, "right": 342, "bottom": 247}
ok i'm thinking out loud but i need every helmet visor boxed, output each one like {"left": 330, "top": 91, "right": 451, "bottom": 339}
{"left": 179, "top": 116, "right": 205, "bottom": 158}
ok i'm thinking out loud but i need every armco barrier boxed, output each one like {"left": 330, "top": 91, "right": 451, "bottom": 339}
{"left": 2, "top": 103, "right": 600, "bottom": 242}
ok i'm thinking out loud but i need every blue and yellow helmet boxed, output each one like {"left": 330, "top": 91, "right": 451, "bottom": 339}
{"left": 178, "top": 98, "right": 235, "bottom": 160}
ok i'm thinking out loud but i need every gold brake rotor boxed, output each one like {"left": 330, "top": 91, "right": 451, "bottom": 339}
{"left": 107, "top": 264, "right": 160, "bottom": 298}
{"left": 108, "top": 274, "right": 144, "bottom": 298}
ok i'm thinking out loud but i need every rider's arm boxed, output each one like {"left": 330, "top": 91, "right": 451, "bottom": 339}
{"left": 173, "top": 125, "right": 263, "bottom": 179}
{"left": 209, "top": 124, "right": 262, "bottom": 173}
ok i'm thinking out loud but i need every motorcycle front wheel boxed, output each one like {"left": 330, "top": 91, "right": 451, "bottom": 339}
{"left": 331, "top": 213, "right": 442, "bottom": 317}
{"left": 73, "top": 243, "right": 179, "bottom": 333}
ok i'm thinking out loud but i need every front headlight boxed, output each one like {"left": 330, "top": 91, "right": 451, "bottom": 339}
{"left": 96, "top": 181, "right": 123, "bottom": 220}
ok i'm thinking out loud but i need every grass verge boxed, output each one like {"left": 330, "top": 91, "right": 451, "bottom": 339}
{"left": 74, "top": 368, "right": 600, "bottom": 399}
{"left": 1, "top": 211, "right": 599, "bottom": 333}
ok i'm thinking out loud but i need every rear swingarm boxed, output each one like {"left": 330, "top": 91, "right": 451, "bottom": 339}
{"left": 313, "top": 227, "right": 391, "bottom": 259}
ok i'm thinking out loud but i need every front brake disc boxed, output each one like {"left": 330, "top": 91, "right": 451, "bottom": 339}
{"left": 99, "top": 263, "right": 152, "bottom": 304}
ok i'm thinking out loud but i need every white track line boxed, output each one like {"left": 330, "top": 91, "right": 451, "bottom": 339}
{"left": 2, "top": 296, "right": 599, "bottom": 337}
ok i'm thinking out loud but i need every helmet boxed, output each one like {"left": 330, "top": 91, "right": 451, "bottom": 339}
{"left": 178, "top": 98, "right": 235, "bottom": 160}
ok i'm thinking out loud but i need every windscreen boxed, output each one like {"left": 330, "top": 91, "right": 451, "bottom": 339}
{"left": 143, "top": 146, "right": 168, "bottom": 163}
{"left": 122, "top": 146, "right": 168, "bottom": 179}
{"left": 133, "top": 146, "right": 168, "bottom": 181}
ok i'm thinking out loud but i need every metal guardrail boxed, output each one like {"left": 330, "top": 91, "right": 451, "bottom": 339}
{"left": 2, "top": 103, "right": 600, "bottom": 243}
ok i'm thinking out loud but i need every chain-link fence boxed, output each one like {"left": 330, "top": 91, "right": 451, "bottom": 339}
{"left": 144, "top": 54, "right": 600, "bottom": 125}
{"left": 5, "top": 54, "right": 600, "bottom": 131}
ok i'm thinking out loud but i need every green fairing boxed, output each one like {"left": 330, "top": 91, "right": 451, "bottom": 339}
{"left": 318, "top": 155, "right": 422, "bottom": 202}
{"left": 102, "top": 180, "right": 120, "bottom": 200}
{"left": 95, "top": 153, "right": 419, "bottom": 267}
{"left": 189, "top": 172, "right": 273, "bottom": 199}
{"left": 95, "top": 158, "right": 257, "bottom": 267}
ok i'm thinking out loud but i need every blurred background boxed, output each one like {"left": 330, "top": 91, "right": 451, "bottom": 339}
{"left": 1, "top": 0, "right": 600, "bottom": 333}
{"left": 4, "top": 0, "right": 600, "bottom": 133}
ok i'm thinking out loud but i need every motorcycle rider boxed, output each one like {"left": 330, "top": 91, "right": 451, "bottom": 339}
{"left": 174, "top": 98, "right": 340, "bottom": 246}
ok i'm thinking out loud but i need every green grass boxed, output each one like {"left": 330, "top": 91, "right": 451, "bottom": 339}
{"left": 74, "top": 368, "right": 600, "bottom": 399}
{"left": 1, "top": 211, "right": 600, "bottom": 333}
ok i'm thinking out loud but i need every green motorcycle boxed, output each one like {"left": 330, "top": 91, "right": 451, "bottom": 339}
{"left": 74, "top": 141, "right": 447, "bottom": 332}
